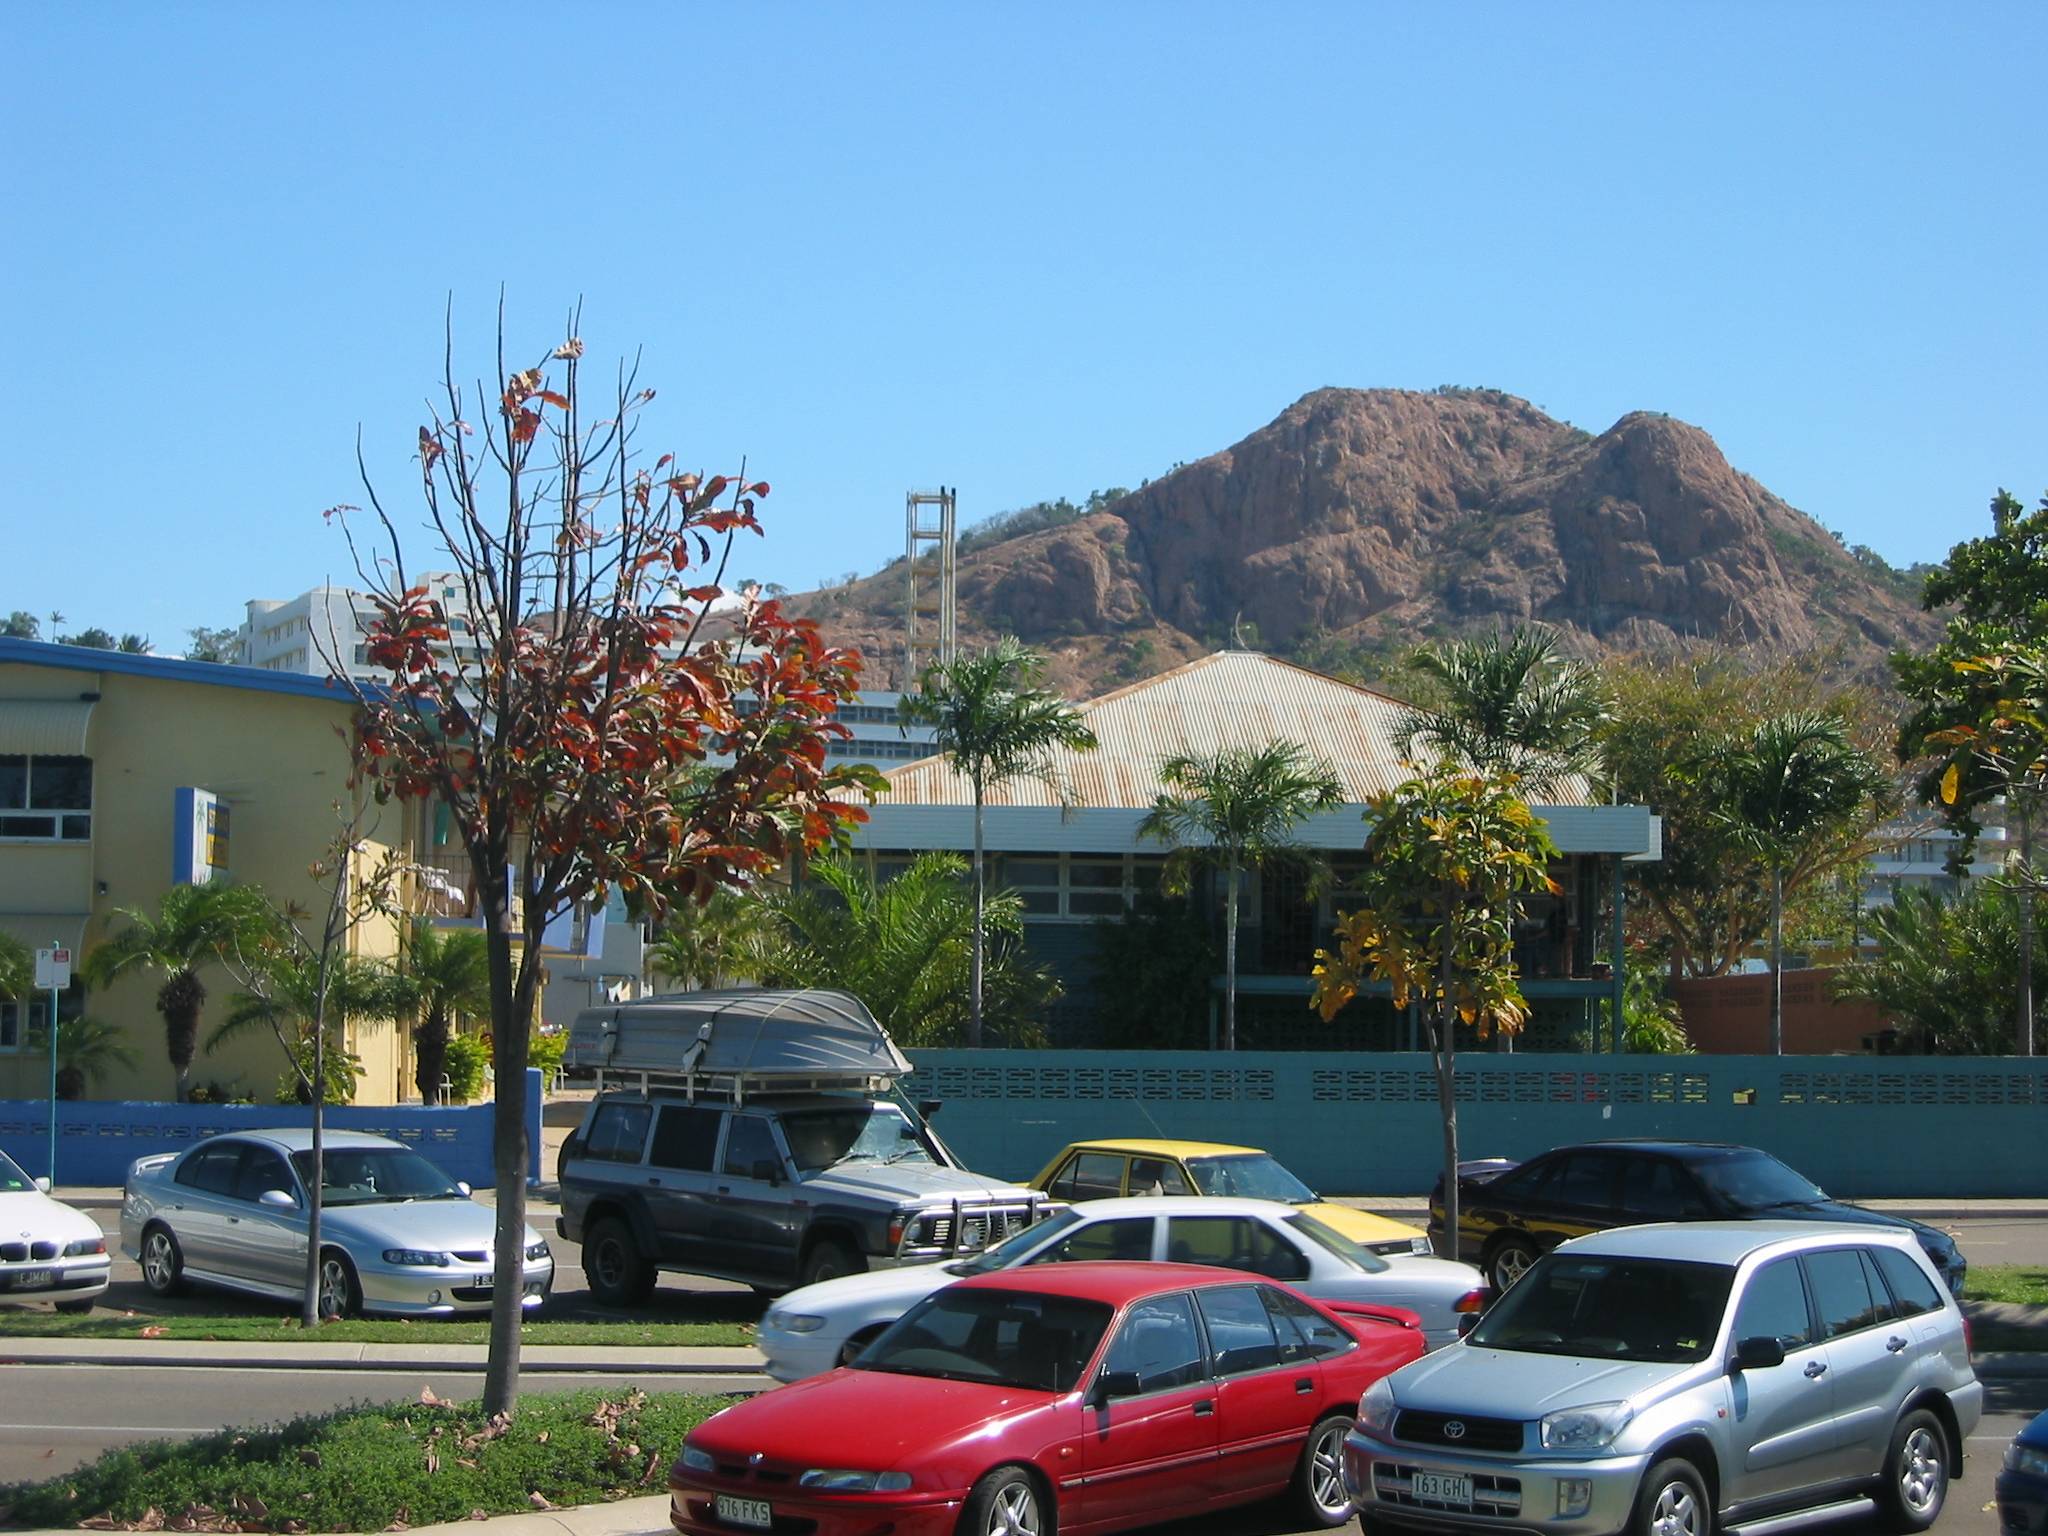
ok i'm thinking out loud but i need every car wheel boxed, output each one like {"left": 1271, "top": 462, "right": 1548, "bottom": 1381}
{"left": 958, "top": 1465, "right": 1050, "bottom": 1536}
{"left": 800, "top": 1238, "right": 865, "bottom": 1288}
{"left": 1629, "top": 1457, "right": 1708, "bottom": 1536}
{"left": 318, "top": 1249, "right": 362, "bottom": 1320}
{"left": 1487, "top": 1234, "right": 1540, "bottom": 1290}
{"left": 140, "top": 1224, "right": 185, "bottom": 1297}
{"left": 1879, "top": 1409, "right": 1949, "bottom": 1532}
{"left": 1292, "top": 1412, "right": 1355, "bottom": 1526}
{"left": 55, "top": 1298, "right": 95, "bottom": 1315}
{"left": 583, "top": 1217, "right": 656, "bottom": 1308}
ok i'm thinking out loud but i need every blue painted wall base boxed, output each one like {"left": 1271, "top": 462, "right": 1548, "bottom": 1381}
{"left": 905, "top": 1051, "right": 2048, "bottom": 1198}
{"left": 0, "top": 1070, "right": 545, "bottom": 1190}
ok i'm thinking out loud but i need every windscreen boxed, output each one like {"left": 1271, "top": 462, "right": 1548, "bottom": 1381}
{"left": 1285, "top": 1211, "right": 1389, "bottom": 1273}
{"left": 855, "top": 1286, "right": 1112, "bottom": 1393}
{"left": 289, "top": 1147, "right": 464, "bottom": 1205}
{"left": 781, "top": 1104, "right": 934, "bottom": 1174}
{"left": 0, "top": 1151, "right": 31, "bottom": 1192}
{"left": 951, "top": 1208, "right": 1085, "bottom": 1276}
{"left": 1468, "top": 1254, "right": 1734, "bottom": 1363}
{"left": 1186, "top": 1153, "right": 1316, "bottom": 1203}
{"left": 1692, "top": 1150, "right": 1827, "bottom": 1211}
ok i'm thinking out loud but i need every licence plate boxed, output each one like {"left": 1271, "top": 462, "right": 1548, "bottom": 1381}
{"left": 5, "top": 1269, "right": 53, "bottom": 1291}
{"left": 470, "top": 1273, "right": 493, "bottom": 1291}
{"left": 1413, "top": 1471, "right": 1472, "bottom": 1506}
{"left": 715, "top": 1495, "right": 772, "bottom": 1529}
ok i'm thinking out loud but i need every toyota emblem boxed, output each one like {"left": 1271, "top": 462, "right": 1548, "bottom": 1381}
{"left": 1443, "top": 1421, "right": 1467, "bottom": 1440}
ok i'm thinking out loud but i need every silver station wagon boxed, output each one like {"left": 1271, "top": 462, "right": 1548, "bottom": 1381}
{"left": 1345, "top": 1222, "right": 1981, "bottom": 1536}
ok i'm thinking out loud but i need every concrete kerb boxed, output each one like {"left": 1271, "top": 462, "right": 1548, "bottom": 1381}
{"left": 0, "top": 1337, "right": 765, "bottom": 1375}
{"left": 3, "top": 1492, "right": 677, "bottom": 1536}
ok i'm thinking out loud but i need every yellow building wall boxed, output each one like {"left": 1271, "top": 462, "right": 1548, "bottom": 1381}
{"left": 0, "top": 662, "right": 419, "bottom": 1106}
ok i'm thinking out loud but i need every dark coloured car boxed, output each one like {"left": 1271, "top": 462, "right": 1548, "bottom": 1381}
{"left": 1428, "top": 1140, "right": 1967, "bottom": 1296}
{"left": 1999, "top": 1409, "right": 2048, "bottom": 1535}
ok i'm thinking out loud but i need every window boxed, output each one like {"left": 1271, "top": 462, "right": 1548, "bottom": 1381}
{"left": 1263, "top": 1285, "right": 1352, "bottom": 1361}
{"left": 1491, "top": 1155, "right": 1558, "bottom": 1202}
{"left": 1550, "top": 1153, "right": 1619, "bottom": 1211}
{"left": 1001, "top": 858, "right": 1062, "bottom": 917}
{"left": 1620, "top": 1157, "right": 1710, "bottom": 1221}
{"left": 1855, "top": 1251, "right": 1900, "bottom": 1325}
{"left": 1870, "top": 1246, "right": 1944, "bottom": 1317}
{"left": 0, "top": 999, "right": 16, "bottom": 1052}
{"left": 646, "top": 1104, "right": 718, "bottom": 1170}
{"left": 1101, "top": 1292, "right": 1206, "bottom": 1395}
{"left": 995, "top": 854, "right": 1151, "bottom": 921}
{"left": 176, "top": 1143, "right": 248, "bottom": 1196}
{"left": 1734, "top": 1258, "right": 1814, "bottom": 1350}
{"left": 722, "top": 1116, "right": 782, "bottom": 1180}
{"left": 0, "top": 754, "right": 92, "bottom": 841}
{"left": 1165, "top": 1215, "right": 1310, "bottom": 1282}
{"left": 1127, "top": 1157, "right": 1191, "bottom": 1196}
{"left": 1048, "top": 1151, "right": 1126, "bottom": 1200}
{"left": 1197, "top": 1284, "right": 1283, "bottom": 1375}
{"left": 1067, "top": 857, "right": 1131, "bottom": 916}
{"left": 233, "top": 1148, "right": 296, "bottom": 1203}
{"left": 584, "top": 1102, "right": 653, "bottom": 1164}
{"left": 1803, "top": 1248, "right": 1890, "bottom": 1338}
{"left": 1034, "top": 1217, "right": 1153, "bottom": 1263}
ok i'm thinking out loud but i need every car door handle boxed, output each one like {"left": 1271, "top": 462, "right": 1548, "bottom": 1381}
{"left": 227, "top": 1215, "right": 241, "bottom": 1224}
{"left": 1804, "top": 1360, "right": 1828, "bottom": 1378}
{"left": 1295, "top": 1377, "right": 1314, "bottom": 1395}
{"left": 1886, "top": 1336, "right": 1909, "bottom": 1353}
{"left": 716, "top": 1186, "right": 731, "bottom": 1195}
{"left": 1193, "top": 1401, "right": 1214, "bottom": 1417}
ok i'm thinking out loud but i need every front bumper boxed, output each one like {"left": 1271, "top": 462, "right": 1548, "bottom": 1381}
{"left": 0, "top": 1254, "right": 111, "bottom": 1306}
{"left": 670, "top": 1477, "right": 962, "bottom": 1536}
{"left": 358, "top": 1256, "right": 554, "bottom": 1317}
{"left": 756, "top": 1325, "right": 845, "bottom": 1383}
{"left": 1344, "top": 1426, "right": 1649, "bottom": 1536}
{"left": 1997, "top": 1467, "right": 2048, "bottom": 1534}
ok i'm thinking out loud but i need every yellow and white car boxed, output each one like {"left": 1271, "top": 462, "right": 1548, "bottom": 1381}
{"left": 1028, "top": 1138, "right": 1434, "bottom": 1256}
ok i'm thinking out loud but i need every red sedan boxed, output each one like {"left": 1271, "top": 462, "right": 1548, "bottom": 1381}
{"left": 670, "top": 1260, "right": 1425, "bottom": 1536}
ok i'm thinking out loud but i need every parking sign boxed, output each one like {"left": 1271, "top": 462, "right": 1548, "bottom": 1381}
{"left": 35, "top": 947, "right": 71, "bottom": 989}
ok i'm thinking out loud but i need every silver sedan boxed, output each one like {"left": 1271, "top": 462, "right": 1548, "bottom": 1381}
{"left": 121, "top": 1128, "right": 552, "bottom": 1318}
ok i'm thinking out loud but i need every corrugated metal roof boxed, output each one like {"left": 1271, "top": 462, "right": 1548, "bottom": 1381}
{"left": 881, "top": 650, "right": 1594, "bottom": 810}
{"left": 0, "top": 699, "right": 95, "bottom": 755}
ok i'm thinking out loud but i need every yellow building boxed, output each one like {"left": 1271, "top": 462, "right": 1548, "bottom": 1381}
{"left": 0, "top": 639, "right": 423, "bottom": 1105}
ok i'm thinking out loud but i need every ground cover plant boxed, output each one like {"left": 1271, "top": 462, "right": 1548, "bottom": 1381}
{"left": 0, "top": 1388, "right": 725, "bottom": 1531}
{"left": 0, "top": 1312, "right": 753, "bottom": 1347}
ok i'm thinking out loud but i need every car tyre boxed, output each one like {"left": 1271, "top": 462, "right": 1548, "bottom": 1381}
{"left": 1629, "top": 1457, "right": 1708, "bottom": 1536}
{"left": 958, "top": 1465, "right": 1050, "bottom": 1536}
{"left": 1292, "top": 1412, "right": 1355, "bottom": 1526}
{"left": 800, "top": 1238, "right": 865, "bottom": 1288}
{"left": 1879, "top": 1408, "right": 1949, "bottom": 1532}
{"left": 55, "top": 1298, "right": 95, "bottom": 1314}
{"left": 1486, "top": 1233, "right": 1540, "bottom": 1290}
{"left": 140, "top": 1224, "right": 185, "bottom": 1297}
{"left": 318, "top": 1248, "right": 363, "bottom": 1320}
{"left": 583, "top": 1217, "right": 656, "bottom": 1308}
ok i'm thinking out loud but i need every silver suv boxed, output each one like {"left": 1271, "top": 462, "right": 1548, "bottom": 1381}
{"left": 1345, "top": 1222, "right": 1980, "bottom": 1536}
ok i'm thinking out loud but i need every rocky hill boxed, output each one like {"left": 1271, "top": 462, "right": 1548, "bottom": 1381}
{"left": 787, "top": 388, "right": 1939, "bottom": 695}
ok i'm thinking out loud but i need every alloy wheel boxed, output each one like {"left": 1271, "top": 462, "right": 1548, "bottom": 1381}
{"left": 142, "top": 1231, "right": 174, "bottom": 1290}
{"left": 984, "top": 1479, "right": 1039, "bottom": 1536}
{"left": 1649, "top": 1479, "right": 1702, "bottom": 1536}
{"left": 318, "top": 1255, "right": 353, "bottom": 1319}
{"left": 1308, "top": 1420, "right": 1349, "bottom": 1518}
{"left": 1899, "top": 1426, "right": 1945, "bottom": 1515}
{"left": 1493, "top": 1244, "right": 1535, "bottom": 1288}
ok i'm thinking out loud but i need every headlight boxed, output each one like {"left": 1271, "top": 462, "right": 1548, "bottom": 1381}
{"left": 1357, "top": 1377, "right": 1397, "bottom": 1439}
{"left": 679, "top": 1444, "right": 715, "bottom": 1473}
{"left": 771, "top": 1311, "right": 827, "bottom": 1334}
{"left": 382, "top": 1248, "right": 450, "bottom": 1267}
{"left": 525, "top": 1241, "right": 551, "bottom": 1262}
{"left": 1540, "top": 1401, "right": 1635, "bottom": 1451}
{"left": 1410, "top": 1235, "right": 1434, "bottom": 1256}
{"left": 798, "top": 1469, "right": 911, "bottom": 1492}
{"left": 2008, "top": 1443, "right": 2048, "bottom": 1478}
{"left": 64, "top": 1237, "right": 107, "bottom": 1257}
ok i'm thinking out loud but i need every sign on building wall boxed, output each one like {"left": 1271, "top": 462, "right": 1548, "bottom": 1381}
{"left": 172, "top": 787, "right": 230, "bottom": 884}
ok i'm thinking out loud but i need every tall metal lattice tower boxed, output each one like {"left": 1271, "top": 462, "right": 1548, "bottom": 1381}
{"left": 903, "top": 487, "right": 957, "bottom": 686}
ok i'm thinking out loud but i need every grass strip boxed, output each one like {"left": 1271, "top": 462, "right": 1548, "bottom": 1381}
{"left": 1964, "top": 1266, "right": 2048, "bottom": 1310}
{"left": 0, "top": 1387, "right": 723, "bottom": 1532}
{"left": 0, "top": 1313, "right": 753, "bottom": 1347}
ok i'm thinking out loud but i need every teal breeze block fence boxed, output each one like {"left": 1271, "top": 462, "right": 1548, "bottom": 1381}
{"left": 903, "top": 1051, "right": 2048, "bottom": 1199}
{"left": 0, "top": 1069, "right": 544, "bottom": 1189}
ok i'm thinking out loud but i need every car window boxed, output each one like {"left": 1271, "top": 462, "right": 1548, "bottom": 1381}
{"left": 1196, "top": 1284, "right": 1283, "bottom": 1375}
{"left": 1620, "top": 1157, "right": 1709, "bottom": 1220}
{"left": 1733, "top": 1257, "right": 1814, "bottom": 1349}
{"left": 1165, "top": 1216, "right": 1309, "bottom": 1281}
{"left": 586, "top": 1102, "right": 654, "bottom": 1164}
{"left": 1049, "top": 1152, "right": 1126, "bottom": 1200}
{"left": 860, "top": 1287, "right": 1111, "bottom": 1394}
{"left": 177, "top": 1143, "right": 246, "bottom": 1196}
{"left": 721, "top": 1116, "right": 781, "bottom": 1179}
{"left": 1551, "top": 1153, "right": 1619, "bottom": 1211}
{"left": 1128, "top": 1157, "right": 1191, "bottom": 1196}
{"left": 233, "top": 1147, "right": 295, "bottom": 1203}
{"left": 1855, "top": 1251, "right": 1900, "bottom": 1324}
{"left": 646, "top": 1104, "right": 717, "bottom": 1170}
{"left": 1489, "top": 1156, "right": 1557, "bottom": 1201}
{"left": 1870, "top": 1245, "right": 1945, "bottom": 1317}
{"left": 1034, "top": 1217, "right": 1154, "bottom": 1263}
{"left": 1263, "top": 1285, "right": 1352, "bottom": 1361}
{"left": 1100, "top": 1292, "right": 1206, "bottom": 1394}
{"left": 0, "top": 1152, "right": 31, "bottom": 1193}
{"left": 1803, "top": 1248, "right": 1890, "bottom": 1338}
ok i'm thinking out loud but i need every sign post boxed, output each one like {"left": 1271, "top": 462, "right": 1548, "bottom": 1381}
{"left": 34, "top": 945, "right": 71, "bottom": 1185}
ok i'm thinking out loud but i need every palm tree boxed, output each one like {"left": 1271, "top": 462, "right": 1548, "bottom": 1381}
{"left": 387, "top": 919, "right": 492, "bottom": 1104}
{"left": 1139, "top": 742, "right": 1344, "bottom": 1051}
{"left": 0, "top": 932, "right": 30, "bottom": 1006}
{"left": 81, "top": 882, "right": 277, "bottom": 1102}
{"left": 648, "top": 889, "right": 773, "bottom": 992}
{"left": 899, "top": 639, "right": 1098, "bottom": 1045}
{"left": 28, "top": 1015, "right": 141, "bottom": 1100}
{"left": 208, "top": 949, "right": 406, "bottom": 1105}
{"left": 1695, "top": 711, "right": 1890, "bottom": 1053}
{"left": 1400, "top": 627, "right": 1608, "bottom": 797}
{"left": 744, "top": 851, "right": 1057, "bottom": 1047}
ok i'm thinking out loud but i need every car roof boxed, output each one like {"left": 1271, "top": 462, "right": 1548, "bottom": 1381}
{"left": 197, "top": 1129, "right": 406, "bottom": 1154}
{"left": 1059, "top": 1195, "right": 1301, "bottom": 1218}
{"left": 1558, "top": 1220, "right": 1923, "bottom": 1266}
{"left": 1539, "top": 1141, "right": 1766, "bottom": 1158}
{"left": 949, "top": 1260, "right": 1278, "bottom": 1303}
{"left": 1056, "top": 1138, "right": 1264, "bottom": 1159}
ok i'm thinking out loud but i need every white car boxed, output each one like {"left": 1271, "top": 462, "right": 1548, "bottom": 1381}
{"left": 0, "top": 1149, "right": 111, "bottom": 1312}
{"left": 758, "top": 1194, "right": 1488, "bottom": 1381}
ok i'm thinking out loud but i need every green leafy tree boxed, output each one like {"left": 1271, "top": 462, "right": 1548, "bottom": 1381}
{"left": 648, "top": 889, "right": 773, "bottom": 991}
{"left": 27, "top": 1015, "right": 141, "bottom": 1100}
{"left": 208, "top": 949, "right": 405, "bottom": 1105}
{"left": 1686, "top": 711, "right": 1891, "bottom": 1054}
{"left": 59, "top": 626, "right": 120, "bottom": 650}
{"left": 388, "top": 918, "right": 491, "bottom": 1105}
{"left": 2, "top": 612, "right": 39, "bottom": 640}
{"left": 1138, "top": 740, "right": 1343, "bottom": 1051}
{"left": 899, "top": 639, "right": 1098, "bottom": 1045}
{"left": 81, "top": 882, "right": 277, "bottom": 1102}
{"left": 1089, "top": 891, "right": 1219, "bottom": 1049}
{"left": 1399, "top": 627, "right": 1609, "bottom": 798}
{"left": 744, "top": 851, "right": 1058, "bottom": 1047}
{"left": 1312, "top": 764, "right": 1560, "bottom": 1249}
{"left": 1832, "top": 883, "right": 2041, "bottom": 1054}
{"left": 0, "top": 931, "right": 29, "bottom": 1002}
{"left": 186, "top": 626, "right": 241, "bottom": 663}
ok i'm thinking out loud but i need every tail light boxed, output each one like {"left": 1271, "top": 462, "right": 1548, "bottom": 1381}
{"left": 1453, "top": 1288, "right": 1491, "bottom": 1314}
{"left": 1963, "top": 1313, "right": 1974, "bottom": 1356}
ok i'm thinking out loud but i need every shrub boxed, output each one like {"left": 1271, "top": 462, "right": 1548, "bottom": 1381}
{"left": 441, "top": 1033, "right": 489, "bottom": 1103}
{"left": 528, "top": 1030, "right": 567, "bottom": 1084}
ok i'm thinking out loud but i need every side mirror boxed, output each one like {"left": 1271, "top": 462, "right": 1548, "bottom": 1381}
{"left": 1732, "top": 1335, "right": 1786, "bottom": 1372}
{"left": 33, "top": 1176, "right": 51, "bottom": 1194}
{"left": 258, "top": 1188, "right": 299, "bottom": 1210}
{"left": 455, "top": 1181, "right": 472, "bottom": 1198}
{"left": 1090, "top": 1369, "right": 1143, "bottom": 1406}
{"left": 918, "top": 1098, "right": 943, "bottom": 1119}
{"left": 752, "top": 1160, "right": 783, "bottom": 1187}
{"left": 1458, "top": 1313, "right": 1482, "bottom": 1339}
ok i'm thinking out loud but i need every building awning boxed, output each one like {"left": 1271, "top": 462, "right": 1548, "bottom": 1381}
{"left": 0, "top": 912, "right": 91, "bottom": 957}
{"left": 0, "top": 700, "right": 95, "bottom": 755}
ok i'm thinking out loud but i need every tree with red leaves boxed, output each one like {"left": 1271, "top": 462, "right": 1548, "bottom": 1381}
{"left": 328, "top": 310, "right": 879, "bottom": 1413}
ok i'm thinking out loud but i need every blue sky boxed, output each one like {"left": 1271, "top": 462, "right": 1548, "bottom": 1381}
{"left": 6, "top": 4, "right": 2044, "bottom": 649}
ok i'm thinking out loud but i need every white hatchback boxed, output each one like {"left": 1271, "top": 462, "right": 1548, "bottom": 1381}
{"left": 0, "top": 1149, "right": 111, "bottom": 1311}
{"left": 758, "top": 1194, "right": 1488, "bottom": 1381}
